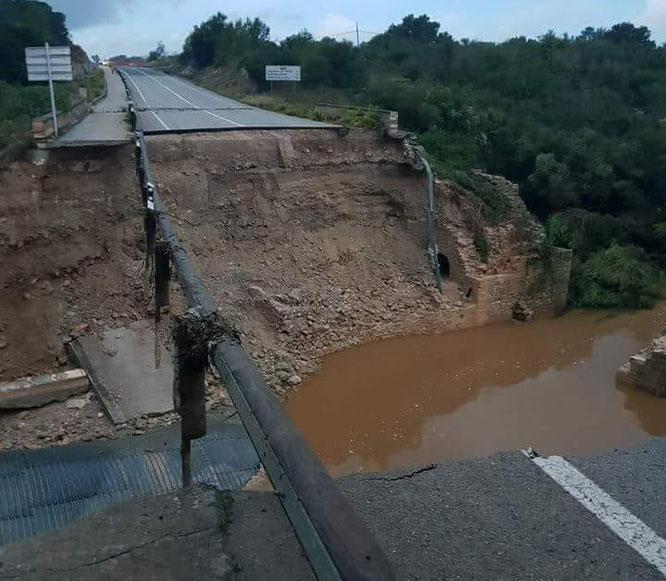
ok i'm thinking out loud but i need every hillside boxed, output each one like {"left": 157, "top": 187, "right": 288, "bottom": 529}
{"left": 171, "top": 13, "right": 666, "bottom": 309}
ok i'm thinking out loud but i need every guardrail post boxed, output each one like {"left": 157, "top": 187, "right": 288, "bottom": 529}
{"left": 155, "top": 241, "right": 170, "bottom": 313}
{"left": 172, "top": 308, "right": 209, "bottom": 487}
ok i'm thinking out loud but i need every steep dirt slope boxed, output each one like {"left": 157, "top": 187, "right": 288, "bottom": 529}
{"left": 148, "top": 129, "right": 566, "bottom": 393}
{"left": 0, "top": 145, "right": 146, "bottom": 381}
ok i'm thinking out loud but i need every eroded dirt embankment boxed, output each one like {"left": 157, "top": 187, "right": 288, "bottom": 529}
{"left": 0, "top": 146, "right": 158, "bottom": 449}
{"left": 1, "top": 128, "right": 564, "bottom": 451}
{"left": 149, "top": 129, "right": 562, "bottom": 394}
{"left": 0, "top": 146, "right": 145, "bottom": 380}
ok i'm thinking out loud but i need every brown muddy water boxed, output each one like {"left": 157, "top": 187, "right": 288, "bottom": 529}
{"left": 286, "top": 306, "right": 666, "bottom": 477}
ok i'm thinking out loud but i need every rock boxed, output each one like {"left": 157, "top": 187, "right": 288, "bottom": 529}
{"left": 0, "top": 336, "right": 7, "bottom": 349}
{"left": 512, "top": 300, "right": 533, "bottom": 322}
{"left": 287, "top": 374, "right": 302, "bottom": 386}
{"left": 71, "top": 323, "right": 89, "bottom": 337}
{"left": 617, "top": 334, "right": 666, "bottom": 397}
{"left": 66, "top": 396, "right": 89, "bottom": 410}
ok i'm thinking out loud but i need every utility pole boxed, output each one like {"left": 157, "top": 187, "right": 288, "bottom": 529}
{"left": 356, "top": 21, "right": 360, "bottom": 47}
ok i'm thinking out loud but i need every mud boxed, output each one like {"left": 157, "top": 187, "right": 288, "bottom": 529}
{"left": 286, "top": 306, "right": 666, "bottom": 476}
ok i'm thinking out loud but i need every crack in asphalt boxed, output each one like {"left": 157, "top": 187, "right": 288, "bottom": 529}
{"left": 0, "top": 527, "right": 214, "bottom": 578}
{"left": 360, "top": 464, "right": 438, "bottom": 482}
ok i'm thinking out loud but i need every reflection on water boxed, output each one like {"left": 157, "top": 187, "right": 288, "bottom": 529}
{"left": 286, "top": 306, "right": 666, "bottom": 477}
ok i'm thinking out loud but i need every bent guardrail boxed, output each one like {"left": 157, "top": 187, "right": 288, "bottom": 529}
{"left": 118, "top": 68, "right": 396, "bottom": 581}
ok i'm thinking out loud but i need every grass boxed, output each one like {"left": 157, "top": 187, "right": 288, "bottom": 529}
{"left": 85, "top": 68, "right": 106, "bottom": 102}
{"left": 0, "top": 69, "right": 106, "bottom": 162}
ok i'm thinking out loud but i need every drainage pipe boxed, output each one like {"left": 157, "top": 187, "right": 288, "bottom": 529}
{"left": 418, "top": 152, "right": 443, "bottom": 293}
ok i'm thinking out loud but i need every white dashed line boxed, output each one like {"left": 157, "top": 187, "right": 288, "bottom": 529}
{"left": 531, "top": 455, "right": 666, "bottom": 577}
{"left": 130, "top": 67, "right": 243, "bottom": 127}
{"left": 150, "top": 111, "right": 170, "bottom": 131}
{"left": 123, "top": 70, "right": 170, "bottom": 130}
{"left": 124, "top": 70, "right": 149, "bottom": 106}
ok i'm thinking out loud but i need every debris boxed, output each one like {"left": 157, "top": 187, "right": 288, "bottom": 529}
{"left": 66, "top": 394, "right": 91, "bottom": 410}
{"left": 0, "top": 369, "right": 89, "bottom": 410}
{"left": 71, "top": 323, "right": 89, "bottom": 338}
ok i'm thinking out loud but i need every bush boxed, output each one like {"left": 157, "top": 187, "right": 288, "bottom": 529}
{"left": 474, "top": 232, "right": 489, "bottom": 262}
{"left": 417, "top": 127, "right": 480, "bottom": 174}
{"left": 571, "top": 245, "right": 663, "bottom": 309}
{"left": 545, "top": 209, "right": 624, "bottom": 260}
{"left": 452, "top": 170, "right": 508, "bottom": 223}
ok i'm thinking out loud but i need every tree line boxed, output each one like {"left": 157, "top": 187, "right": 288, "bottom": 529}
{"left": 179, "top": 13, "right": 666, "bottom": 309}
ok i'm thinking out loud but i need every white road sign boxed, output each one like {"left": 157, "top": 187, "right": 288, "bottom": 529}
{"left": 25, "top": 45, "right": 73, "bottom": 81}
{"left": 266, "top": 65, "right": 301, "bottom": 82}
{"left": 25, "top": 44, "right": 74, "bottom": 137}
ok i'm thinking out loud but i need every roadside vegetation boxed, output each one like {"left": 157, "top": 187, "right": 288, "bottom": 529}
{"left": 0, "top": 0, "right": 100, "bottom": 160}
{"left": 173, "top": 12, "right": 666, "bottom": 309}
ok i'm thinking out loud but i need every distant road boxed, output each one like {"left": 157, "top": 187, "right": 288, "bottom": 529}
{"left": 119, "top": 67, "right": 337, "bottom": 133}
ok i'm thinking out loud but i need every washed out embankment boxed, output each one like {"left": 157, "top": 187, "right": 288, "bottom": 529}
{"left": 148, "top": 129, "right": 570, "bottom": 394}
{"left": 0, "top": 146, "right": 185, "bottom": 450}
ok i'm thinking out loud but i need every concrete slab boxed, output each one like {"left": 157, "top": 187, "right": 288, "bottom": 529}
{"left": 0, "top": 487, "right": 315, "bottom": 580}
{"left": 70, "top": 323, "right": 173, "bottom": 424}
{"left": 0, "top": 369, "right": 88, "bottom": 409}
{"left": 57, "top": 67, "right": 131, "bottom": 146}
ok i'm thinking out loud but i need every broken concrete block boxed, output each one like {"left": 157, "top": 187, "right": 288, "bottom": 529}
{"left": 617, "top": 335, "right": 666, "bottom": 397}
{"left": 0, "top": 370, "right": 89, "bottom": 410}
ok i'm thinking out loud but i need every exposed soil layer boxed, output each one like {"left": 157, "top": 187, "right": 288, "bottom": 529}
{"left": 1, "top": 128, "right": 558, "bottom": 451}
{"left": 148, "top": 129, "right": 555, "bottom": 395}
{"left": 0, "top": 146, "right": 232, "bottom": 450}
{"left": 0, "top": 145, "right": 145, "bottom": 381}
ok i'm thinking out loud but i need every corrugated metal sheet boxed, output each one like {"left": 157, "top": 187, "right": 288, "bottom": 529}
{"left": 0, "top": 419, "right": 259, "bottom": 546}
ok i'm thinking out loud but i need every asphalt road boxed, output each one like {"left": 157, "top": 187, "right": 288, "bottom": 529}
{"left": 339, "top": 440, "right": 666, "bottom": 580}
{"left": 2, "top": 438, "right": 665, "bottom": 579}
{"left": 58, "top": 66, "right": 131, "bottom": 146}
{"left": 119, "top": 67, "right": 337, "bottom": 133}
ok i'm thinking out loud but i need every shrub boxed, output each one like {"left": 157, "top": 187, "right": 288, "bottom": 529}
{"left": 571, "top": 245, "right": 663, "bottom": 309}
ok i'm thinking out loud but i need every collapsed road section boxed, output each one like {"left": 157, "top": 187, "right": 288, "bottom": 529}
{"left": 120, "top": 69, "right": 397, "bottom": 580}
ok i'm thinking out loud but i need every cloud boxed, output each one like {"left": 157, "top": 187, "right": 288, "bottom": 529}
{"left": 637, "top": 0, "right": 666, "bottom": 40}
{"left": 315, "top": 14, "right": 357, "bottom": 41}
{"left": 46, "top": 0, "right": 136, "bottom": 29}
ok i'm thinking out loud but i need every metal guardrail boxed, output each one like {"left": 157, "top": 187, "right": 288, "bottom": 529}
{"left": 118, "top": 69, "right": 396, "bottom": 581}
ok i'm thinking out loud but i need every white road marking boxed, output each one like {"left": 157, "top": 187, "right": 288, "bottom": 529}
{"left": 130, "top": 67, "right": 243, "bottom": 127}
{"left": 124, "top": 70, "right": 149, "bottom": 106}
{"left": 150, "top": 111, "right": 170, "bottom": 131}
{"left": 123, "top": 69, "right": 170, "bottom": 130}
{"left": 532, "top": 455, "right": 666, "bottom": 576}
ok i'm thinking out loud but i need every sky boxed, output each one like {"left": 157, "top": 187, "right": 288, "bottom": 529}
{"left": 45, "top": 0, "right": 666, "bottom": 59}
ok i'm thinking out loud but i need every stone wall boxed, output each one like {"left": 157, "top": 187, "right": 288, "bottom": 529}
{"left": 617, "top": 335, "right": 666, "bottom": 397}
{"left": 433, "top": 172, "right": 572, "bottom": 324}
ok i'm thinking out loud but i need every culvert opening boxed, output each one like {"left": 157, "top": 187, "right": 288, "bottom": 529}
{"left": 437, "top": 253, "right": 450, "bottom": 278}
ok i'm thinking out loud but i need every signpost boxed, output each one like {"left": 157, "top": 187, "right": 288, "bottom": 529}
{"left": 265, "top": 65, "right": 301, "bottom": 81}
{"left": 25, "top": 44, "right": 73, "bottom": 137}
{"left": 265, "top": 65, "right": 301, "bottom": 93}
